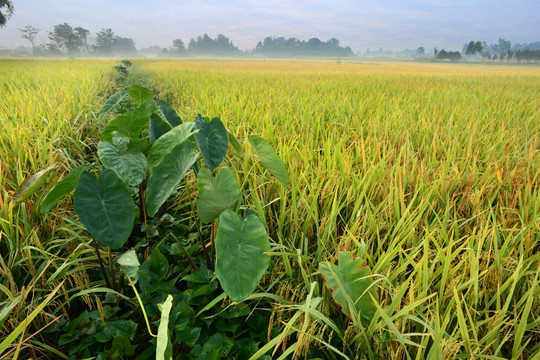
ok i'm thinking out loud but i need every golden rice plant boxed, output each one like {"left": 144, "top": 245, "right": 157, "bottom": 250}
{"left": 0, "top": 58, "right": 115, "bottom": 356}
{"left": 144, "top": 59, "right": 540, "bottom": 359}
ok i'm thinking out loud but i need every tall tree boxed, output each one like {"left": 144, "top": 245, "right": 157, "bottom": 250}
{"left": 94, "top": 28, "right": 116, "bottom": 55}
{"left": 172, "top": 38, "right": 187, "bottom": 56}
{"left": 74, "top": 27, "right": 90, "bottom": 53}
{"left": 49, "top": 23, "right": 83, "bottom": 54}
{"left": 0, "top": 0, "right": 13, "bottom": 27}
{"left": 416, "top": 46, "right": 425, "bottom": 56}
{"left": 187, "top": 33, "right": 240, "bottom": 55}
{"left": 113, "top": 37, "right": 136, "bottom": 55}
{"left": 19, "top": 25, "right": 40, "bottom": 53}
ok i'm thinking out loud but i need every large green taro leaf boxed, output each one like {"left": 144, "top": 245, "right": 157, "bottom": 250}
{"left": 97, "top": 133, "right": 147, "bottom": 187}
{"left": 99, "top": 91, "right": 127, "bottom": 122}
{"left": 319, "top": 251, "right": 378, "bottom": 324}
{"left": 147, "top": 122, "right": 196, "bottom": 170}
{"left": 248, "top": 135, "right": 288, "bottom": 188}
{"left": 102, "top": 102, "right": 156, "bottom": 142}
{"left": 149, "top": 113, "right": 172, "bottom": 143}
{"left": 128, "top": 84, "right": 154, "bottom": 105}
{"left": 41, "top": 164, "right": 88, "bottom": 213}
{"left": 215, "top": 210, "right": 270, "bottom": 302}
{"left": 138, "top": 248, "right": 169, "bottom": 293}
{"left": 145, "top": 141, "right": 198, "bottom": 217}
{"left": 196, "top": 168, "right": 241, "bottom": 223}
{"left": 157, "top": 100, "right": 182, "bottom": 127}
{"left": 73, "top": 169, "right": 136, "bottom": 249}
{"left": 194, "top": 115, "right": 228, "bottom": 171}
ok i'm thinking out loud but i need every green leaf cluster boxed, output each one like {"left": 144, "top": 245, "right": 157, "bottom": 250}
{"left": 41, "top": 81, "right": 292, "bottom": 358}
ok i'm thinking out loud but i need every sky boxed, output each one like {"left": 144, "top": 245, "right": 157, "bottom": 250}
{"left": 1, "top": 0, "right": 539, "bottom": 53}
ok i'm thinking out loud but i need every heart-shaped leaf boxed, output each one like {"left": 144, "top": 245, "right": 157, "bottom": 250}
{"left": 94, "top": 320, "right": 138, "bottom": 343}
{"left": 41, "top": 165, "right": 88, "bottom": 213}
{"left": 194, "top": 115, "right": 228, "bottom": 171}
{"left": 101, "top": 104, "right": 153, "bottom": 142}
{"left": 149, "top": 113, "right": 172, "bottom": 143}
{"left": 128, "top": 138, "right": 152, "bottom": 156}
{"left": 128, "top": 84, "right": 154, "bottom": 105}
{"left": 169, "top": 300, "right": 193, "bottom": 332}
{"left": 98, "top": 133, "right": 147, "bottom": 187}
{"left": 196, "top": 168, "right": 241, "bottom": 223}
{"left": 215, "top": 210, "right": 270, "bottom": 302}
{"left": 248, "top": 135, "right": 288, "bottom": 188}
{"left": 147, "top": 122, "right": 196, "bottom": 170}
{"left": 320, "top": 252, "right": 378, "bottom": 324}
{"left": 138, "top": 248, "right": 169, "bottom": 293}
{"left": 145, "top": 141, "right": 198, "bottom": 217}
{"left": 118, "top": 249, "right": 141, "bottom": 282}
{"left": 158, "top": 100, "right": 182, "bottom": 127}
{"left": 73, "top": 169, "right": 136, "bottom": 249}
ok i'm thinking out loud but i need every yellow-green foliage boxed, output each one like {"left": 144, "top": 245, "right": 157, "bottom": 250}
{"left": 0, "top": 58, "right": 115, "bottom": 189}
{"left": 0, "top": 58, "right": 538, "bottom": 359}
{"left": 0, "top": 58, "right": 114, "bottom": 348}
{"left": 145, "top": 59, "right": 540, "bottom": 359}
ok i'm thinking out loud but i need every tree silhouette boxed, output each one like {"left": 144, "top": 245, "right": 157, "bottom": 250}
{"left": 49, "top": 23, "right": 84, "bottom": 54}
{"left": 187, "top": 33, "right": 240, "bottom": 55}
{"left": 95, "top": 29, "right": 116, "bottom": 55}
{"left": 19, "top": 25, "right": 40, "bottom": 53}
{"left": 0, "top": 0, "right": 13, "bottom": 27}
{"left": 254, "top": 36, "right": 353, "bottom": 57}
{"left": 74, "top": 27, "right": 90, "bottom": 53}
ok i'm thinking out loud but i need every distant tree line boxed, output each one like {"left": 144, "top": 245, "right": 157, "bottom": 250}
{"left": 434, "top": 48, "right": 461, "bottom": 62}
{"left": 410, "top": 38, "right": 540, "bottom": 63}
{"left": 18, "top": 23, "right": 136, "bottom": 56}
{"left": 14, "top": 23, "right": 540, "bottom": 62}
{"left": 160, "top": 34, "right": 354, "bottom": 58}
{"left": 462, "top": 38, "right": 540, "bottom": 62}
{"left": 161, "top": 34, "right": 240, "bottom": 57}
{"left": 254, "top": 37, "right": 353, "bottom": 57}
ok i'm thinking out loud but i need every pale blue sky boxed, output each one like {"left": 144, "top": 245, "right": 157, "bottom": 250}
{"left": 1, "top": 0, "right": 539, "bottom": 52}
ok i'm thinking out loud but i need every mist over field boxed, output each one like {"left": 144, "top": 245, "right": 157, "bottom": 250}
{"left": 1, "top": 0, "right": 539, "bottom": 57}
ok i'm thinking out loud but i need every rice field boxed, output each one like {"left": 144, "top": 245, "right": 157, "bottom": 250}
{"left": 0, "top": 58, "right": 115, "bottom": 189}
{"left": 0, "top": 58, "right": 114, "bottom": 357}
{"left": 146, "top": 59, "right": 540, "bottom": 359}
{"left": 0, "top": 58, "right": 539, "bottom": 359}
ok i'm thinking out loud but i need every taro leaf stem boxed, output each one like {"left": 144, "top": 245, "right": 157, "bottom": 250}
{"left": 116, "top": 273, "right": 125, "bottom": 293}
{"left": 108, "top": 247, "right": 116, "bottom": 291}
{"left": 126, "top": 275, "right": 157, "bottom": 338}
{"left": 93, "top": 240, "right": 113, "bottom": 289}
{"left": 211, "top": 222, "right": 216, "bottom": 268}
{"left": 195, "top": 208, "right": 212, "bottom": 270}
{"left": 139, "top": 184, "right": 148, "bottom": 228}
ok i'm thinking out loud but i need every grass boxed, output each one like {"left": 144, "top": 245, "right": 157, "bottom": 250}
{"left": 144, "top": 59, "right": 540, "bottom": 358}
{"left": 0, "top": 58, "right": 538, "bottom": 359}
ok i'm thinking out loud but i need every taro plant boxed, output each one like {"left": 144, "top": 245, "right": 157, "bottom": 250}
{"left": 38, "top": 81, "right": 290, "bottom": 358}
{"left": 42, "top": 83, "right": 288, "bottom": 301}
{"left": 320, "top": 251, "right": 379, "bottom": 325}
